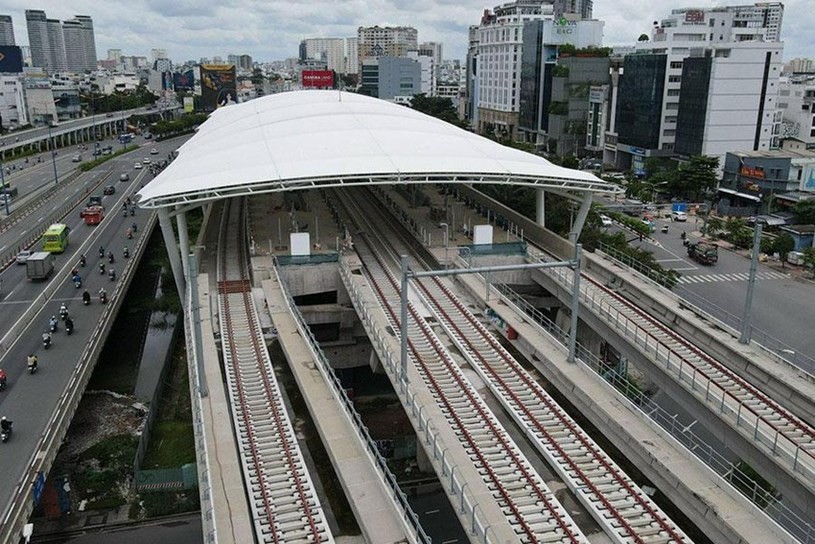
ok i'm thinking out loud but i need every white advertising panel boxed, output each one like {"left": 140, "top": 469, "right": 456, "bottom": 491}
{"left": 473, "top": 225, "right": 494, "bottom": 246}
{"left": 290, "top": 232, "right": 311, "bottom": 256}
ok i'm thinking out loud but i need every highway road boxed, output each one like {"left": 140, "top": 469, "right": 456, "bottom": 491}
{"left": 632, "top": 215, "right": 815, "bottom": 369}
{"left": 0, "top": 138, "right": 177, "bottom": 540}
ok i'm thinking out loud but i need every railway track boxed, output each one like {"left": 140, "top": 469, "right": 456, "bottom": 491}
{"left": 344, "top": 188, "right": 690, "bottom": 544}
{"left": 532, "top": 251, "right": 815, "bottom": 486}
{"left": 216, "top": 199, "right": 333, "bottom": 544}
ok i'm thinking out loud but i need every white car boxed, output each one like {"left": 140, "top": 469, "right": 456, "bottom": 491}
{"left": 143, "top": 158, "right": 151, "bottom": 164}
{"left": 134, "top": 162, "right": 143, "bottom": 169}
{"left": 150, "top": 148, "right": 159, "bottom": 155}
{"left": 600, "top": 214, "right": 612, "bottom": 227}
{"left": 671, "top": 211, "right": 688, "bottom": 222}
{"left": 16, "top": 250, "right": 31, "bottom": 264}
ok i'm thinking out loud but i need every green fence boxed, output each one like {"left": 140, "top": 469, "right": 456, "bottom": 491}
{"left": 135, "top": 463, "right": 198, "bottom": 492}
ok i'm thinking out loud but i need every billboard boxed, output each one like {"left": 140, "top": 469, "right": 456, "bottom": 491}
{"left": 183, "top": 96, "right": 194, "bottom": 113}
{"left": 173, "top": 70, "right": 194, "bottom": 91}
{"left": 302, "top": 70, "right": 335, "bottom": 89}
{"left": 200, "top": 64, "right": 237, "bottom": 111}
{"left": 0, "top": 46, "right": 24, "bottom": 73}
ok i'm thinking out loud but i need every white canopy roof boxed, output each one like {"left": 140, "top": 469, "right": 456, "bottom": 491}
{"left": 137, "top": 90, "right": 620, "bottom": 209}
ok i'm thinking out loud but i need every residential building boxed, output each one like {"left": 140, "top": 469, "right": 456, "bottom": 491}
{"left": 784, "top": 57, "right": 813, "bottom": 75}
{"left": 473, "top": 0, "right": 552, "bottom": 140}
{"left": 0, "top": 15, "right": 15, "bottom": 46}
{"left": 239, "top": 55, "right": 252, "bottom": 70}
{"left": 25, "top": 10, "right": 49, "bottom": 69}
{"left": 107, "top": 49, "right": 122, "bottom": 61}
{"left": 778, "top": 75, "right": 815, "bottom": 148}
{"left": 407, "top": 51, "right": 435, "bottom": 95}
{"left": 419, "top": 41, "right": 443, "bottom": 74}
{"left": 346, "top": 38, "right": 359, "bottom": 76}
{"left": 152, "top": 49, "right": 168, "bottom": 62}
{"left": 62, "top": 19, "right": 86, "bottom": 72}
{"left": 357, "top": 26, "right": 418, "bottom": 72}
{"left": 74, "top": 15, "right": 97, "bottom": 71}
{"left": 45, "top": 19, "right": 67, "bottom": 72}
{"left": 26, "top": 11, "right": 95, "bottom": 73}
{"left": 301, "top": 38, "right": 346, "bottom": 73}
{"left": 552, "top": 0, "right": 593, "bottom": 19}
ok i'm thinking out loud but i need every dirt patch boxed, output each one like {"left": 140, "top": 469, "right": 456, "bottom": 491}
{"left": 60, "top": 390, "right": 148, "bottom": 459}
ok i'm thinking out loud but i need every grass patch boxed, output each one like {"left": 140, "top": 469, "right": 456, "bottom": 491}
{"left": 72, "top": 434, "right": 138, "bottom": 510}
{"left": 141, "top": 421, "right": 195, "bottom": 468}
{"left": 140, "top": 490, "right": 199, "bottom": 517}
{"left": 79, "top": 144, "right": 139, "bottom": 171}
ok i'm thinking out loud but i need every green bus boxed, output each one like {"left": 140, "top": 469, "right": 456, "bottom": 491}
{"left": 42, "top": 223, "right": 70, "bottom": 253}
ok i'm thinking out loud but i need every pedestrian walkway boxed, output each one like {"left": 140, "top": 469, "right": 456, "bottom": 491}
{"left": 677, "top": 270, "right": 789, "bottom": 284}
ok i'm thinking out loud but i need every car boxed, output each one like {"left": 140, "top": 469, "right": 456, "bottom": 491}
{"left": 92, "top": 149, "right": 102, "bottom": 157}
{"left": 120, "top": 173, "right": 129, "bottom": 182}
{"left": 143, "top": 158, "right": 151, "bottom": 164}
{"left": 105, "top": 112, "right": 114, "bottom": 118}
{"left": 671, "top": 210, "right": 688, "bottom": 222}
{"left": 15, "top": 250, "right": 31, "bottom": 265}
{"left": 134, "top": 162, "right": 143, "bottom": 169}
{"left": 150, "top": 148, "right": 158, "bottom": 155}
{"left": 143, "top": 132, "right": 152, "bottom": 139}
{"left": 641, "top": 219, "right": 656, "bottom": 233}
{"left": 72, "top": 154, "right": 82, "bottom": 162}
{"left": 102, "top": 149, "right": 112, "bottom": 155}
{"left": 103, "top": 185, "right": 115, "bottom": 195}
{"left": 600, "top": 214, "right": 612, "bottom": 227}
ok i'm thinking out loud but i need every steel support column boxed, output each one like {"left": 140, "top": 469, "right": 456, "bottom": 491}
{"left": 158, "top": 207, "right": 186, "bottom": 297}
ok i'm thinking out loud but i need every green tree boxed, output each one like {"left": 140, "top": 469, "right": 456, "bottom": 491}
{"left": 410, "top": 94, "right": 465, "bottom": 127}
{"left": 638, "top": 33, "right": 650, "bottom": 42}
{"left": 670, "top": 155, "right": 719, "bottom": 201}
{"left": 706, "top": 216, "right": 724, "bottom": 239}
{"left": 801, "top": 247, "right": 815, "bottom": 278}
{"left": 793, "top": 200, "right": 815, "bottom": 224}
{"left": 724, "top": 217, "right": 752, "bottom": 249}
{"left": 250, "top": 68, "right": 265, "bottom": 86}
{"left": 773, "top": 233, "right": 795, "bottom": 268}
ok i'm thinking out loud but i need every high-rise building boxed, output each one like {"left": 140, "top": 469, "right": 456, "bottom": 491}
{"left": 239, "top": 55, "right": 253, "bottom": 70}
{"left": 108, "top": 49, "right": 122, "bottom": 61}
{"left": 472, "top": 1, "right": 551, "bottom": 139}
{"left": 46, "top": 18, "right": 67, "bottom": 72}
{"left": 418, "top": 42, "right": 443, "bottom": 72}
{"left": 227, "top": 54, "right": 239, "bottom": 67}
{"left": 357, "top": 26, "right": 418, "bottom": 72}
{"left": 152, "top": 48, "right": 168, "bottom": 62}
{"left": 301, "top": 38, "right": 346, "bottom": 74}
{"left": 777, "top": 75, "right": 815, "bottom": 146}
{"left": 0, "top": 15, "right": 15, "bottom": 46}
{"left": 346, "top": 38, "right": 358, "bottom": 76}
{"left": 26, "top": 11, "right": 95, "bottom": 73}
{"left": 25, "top": 10, "right": 49, "bottom": 69}
{"left": 784, "top": 58, "right": 814, "bottom": 75}
{"left": 552, "top": 0, "right": 593, "bottom": 19}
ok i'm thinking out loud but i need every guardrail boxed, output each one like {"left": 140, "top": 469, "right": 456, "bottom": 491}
{"left": 488, "top": 279, "right": 812, "bottom": 542}
{"left": 0, "top": 211, "right": 157, "bottom": 543}
{"left": 339, "top": 258, "right": 492, "bottom": 544}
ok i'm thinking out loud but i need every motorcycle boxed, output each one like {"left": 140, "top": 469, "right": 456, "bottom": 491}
{"left": 99, "top": 263, "right": 106, "bottom": 275}
{"left": 65, "top": 318, "right": 74, "bottom": 336}
{"left": 49, "top": 318, "right": 58, "bottom": 333}
{"left": 73, "top": 274, "right": 82, "bottom": 288}
{"left": 98, "top": 246, "right": 105, "bottom": 258}
{"left": 59, "top": 305, "right": 69, "bottom": 321}
{"left": 108, "top": 252, "right": 115, "bottom": 264}
{"left": 99, "top": 290, "right": 108, "bottom": 304}
{"left": 108, "top": 268, "right": 116, "bottom": 281}
{"left": 42, "top": 332, "right": 52, "bottom": 350}
{"left": 79, "top": 255, "right": 86, "bottom": 267}
{"left": 123, "top": 247, "right": 129, "bottom": 259}
{"left": 1, "top": 423, "right": 12, "bottom": 443}
{"left": 82, "top": 291, "right": 91, "bottom": 306}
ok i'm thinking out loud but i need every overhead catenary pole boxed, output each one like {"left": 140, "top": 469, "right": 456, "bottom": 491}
{"left": 739, "top": 223, "right": 762, "bottom": 344}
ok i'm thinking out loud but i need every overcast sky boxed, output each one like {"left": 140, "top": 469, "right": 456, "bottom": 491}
{"left": 3, "top": 0, "right": 812, "bottom": 64}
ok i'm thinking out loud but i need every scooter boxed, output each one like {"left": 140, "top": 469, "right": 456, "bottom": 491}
{"left": 123, "top": 247, "right": 129, "bottom": 259}
{"left": 1, "top": 424, "right": 12, "bottom": 442}
{"left": 99, "top": 263, "right": 106, "bottom": 275}
{"left": 42, "top": 333, "right": 52, "bottom": 350}
{"left": 99, "top": 290, "right": 108, "bottom": 304}
{"left": 108, "top": 252, "right": 115, "bottom": 264}
{"left": 79, "top": 255, "right": 86, "bottom": 267}
{"left": 82, "top": 291, "right": 91, "bottom": 306}
{"left": 109, "top": 268, "right": 116, "bottom": 281}
{"left": 65, "top": 319, "right": 74, "bottom": 336}
{"left": 73, "top": 275, "right": 82, "bottom": 288}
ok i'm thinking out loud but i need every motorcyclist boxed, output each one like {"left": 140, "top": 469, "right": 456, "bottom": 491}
{"left": 49, "top": 315, "right": 58, "bottom": 332}
{"left": 680, "top": 231, "right": 687, "bottom": 240}
{"left": 126, "top": 227, "right": 132, "bottom": 239}
{"left": 108, "top": 251, "right": 114, "bottom": 264}
{"left": 99, "top": 287, "right": 108, "bottom": 303}
{"left": 42, "top": 331, "right": 51, "bottom": 346}
{"left": 72, "top": 273, "right": 82, "bottom": 287}
{"left": 27, "top": 354, "right": 38, "bottom": 372}
{"left": 99, "top": 262, "right": 106, "bottom": 274}
{"left": 1, "top": 417, "right": 12, "bottom": 434}
{"left": 132, "top": 222, "right": 138, "bottom": 233}
{"left": 82, "top": 290, "right": 91, "bottom": 305}
{"left": 64, "top": 316, "right": 74, "bottom": 334}
{"left": 123, "top": 247, "right": 129, "bottom": 258}
{"left": 98, "top": 245, "right": 105, "bottom": 258}
{"left": 0, "top": 368, "right": 7, "bottom": 389}
{"left": 79, "top": 254, "right": 86, "bottom": 267}
{"left": 108, "top": 267, "right": 116, "bottom": 281}
{"left": 122, "top": 208, "right": 128, "bottom": 218}
{"left": 59, "top": 303, "right": 69, "bottom": 320}
{"left": 130, "top": 206, "right": 136, "bottom": 216}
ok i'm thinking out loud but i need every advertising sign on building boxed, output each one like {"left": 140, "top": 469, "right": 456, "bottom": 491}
{"left": 173, "top": 70, "right": 194, "bottom": 91}
{"left": 740, "top": 165, "right": 765, "bottom": 179}
{"left": 589, "top": 86, "right": 606, "bottom": 103}
{"left": 541, "top": 19, "right": 604, "bottom": 47}
{"left": 302, "top": 70, "right": 335, "bottom": 89}
{"left": 802, "top": 164, "right": 815, "bottom": 191}
{"left": 0, "top": 46, "right": 23, "bottom": 73}
{"left": 684, "top": 9, "right": 706, "bottom": 24}
{"left": 183, "top": 96, "right": 194, "bottom": 113}
{"left": 200, "top": 64, "right": 237, "bottom": 111}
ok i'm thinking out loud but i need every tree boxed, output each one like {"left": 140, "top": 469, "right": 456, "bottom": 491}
{"left": 410, "top": 94, "right": 465, "bottom": 127}
{"left": 638, "top": 34, "right": 650, "bottom": 42}
{"left": 801, "top": 247, "right": 815, "bottom": 278}
{"left": 793, "top": 200, "right": 815, "bottom": 225}
{"left": 773, "top": 233, "right": 795, "bottom": 268}
{"left": 706, "top": 216, "right": 724, "bottom": 239}
{"left": 724, "top": 217, "right": 752, "bottom": 249}
{"left": 670, "top": 155, "right": 719, "bottom": 201}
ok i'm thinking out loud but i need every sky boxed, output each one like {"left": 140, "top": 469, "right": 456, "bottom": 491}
{"left": 3, "top": 0, "right": 813, "bottom": 64}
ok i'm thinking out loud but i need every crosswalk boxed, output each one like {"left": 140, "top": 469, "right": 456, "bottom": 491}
{"left": 677, "top": 271, "right": 788, "bottom": 284}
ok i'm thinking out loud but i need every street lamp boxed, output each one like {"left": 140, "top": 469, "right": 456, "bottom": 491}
{"left": 439, "top": 223, "right": 449, "bottom": 269}
{"left": 0, "top": 158, "right": 10, "bottom": 215}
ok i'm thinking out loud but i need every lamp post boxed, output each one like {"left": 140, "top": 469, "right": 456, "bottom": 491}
{"left": 0, "top": 158, "right": 10, "bottom": 215}
{"left": 439, "top": 222, "right": 449, "bottom": 269}
{"left": 47, "top": 122, "right": 58, "bottom": 186}
{"left": 120, "top": 94, "right": 126, "bottom": 151}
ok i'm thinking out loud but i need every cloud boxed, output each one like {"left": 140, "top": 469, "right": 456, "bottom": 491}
{"left": 4, "top": 0, "right": 813, "bottom": 63}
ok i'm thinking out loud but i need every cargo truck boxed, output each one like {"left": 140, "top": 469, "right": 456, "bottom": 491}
{"left": 26, "top": 251, "right": 55, "bottom": 280}
{"left": 687, "top": 240, "right": 718, "bottom": 265}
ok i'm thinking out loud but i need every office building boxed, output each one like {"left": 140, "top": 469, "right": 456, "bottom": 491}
{"left": 473, "top": 0, "right": 552, "bottom": 140}
{"left": 346, "top": 38, "right": 359, "bottom": 76}
{"left": 239, "top": 55, "right": 252, "bottom": 70}
{"left": 74, "top": 15, "right": 97, "bottom": 71}
{"left": 778, "top": 75, "right": 815, "bottom": 148}
{"left": 359, "top": 56, "right": 422, "bottom": 100}
{"left": 0, "top": 15, "right": 15, "bottom": 46}
{"left": 46, "top": 19, "right": 67, "bottom": 72}
{"left": 26, "top": 11, "right": 96, "bottom": 73}
{"left": 357, "top": 26, "right": 418, "bottom": 73}
{"left": 552, "top": 0, "right": 593, "bottom": 19}
{"left": 26, "top": 10, "right": 49, "bottom": 69}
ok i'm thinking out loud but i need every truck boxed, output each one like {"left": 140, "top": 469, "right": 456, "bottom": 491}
{"left": 82, "top": 205, "right": 105, "bottom": 225}
{"left": 687, "top": 240, "right": 718, "bottom": 265}
{"left": 26, "top": 251, "right": 55, "bottom": 280}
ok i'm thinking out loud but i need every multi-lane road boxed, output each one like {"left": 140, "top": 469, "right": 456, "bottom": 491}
{"left": 0, "top": 136, "right": 177, "bottom": 539}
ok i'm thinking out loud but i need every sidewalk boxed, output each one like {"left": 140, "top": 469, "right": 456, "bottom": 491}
{"left": 694, "top": 233, "right": 814, "bottom": 282}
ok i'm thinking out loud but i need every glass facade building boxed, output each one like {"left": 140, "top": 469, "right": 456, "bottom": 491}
{"left": 615, "top": 54, "right": 666, "bottom": 150}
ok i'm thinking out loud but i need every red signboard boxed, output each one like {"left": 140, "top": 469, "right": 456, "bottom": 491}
{"left": 740, "top": 166, "right": 765, "bottom": 179}
{"left": 302, "top": 70, "right": 334, "bottom": 89}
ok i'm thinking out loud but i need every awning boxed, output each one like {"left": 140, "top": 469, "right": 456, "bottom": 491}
{"left": 749, "top": 215, "right": 787, "bottom": 226}
{"left": 717, "top": 187, "right": 761, "bottom": 202}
